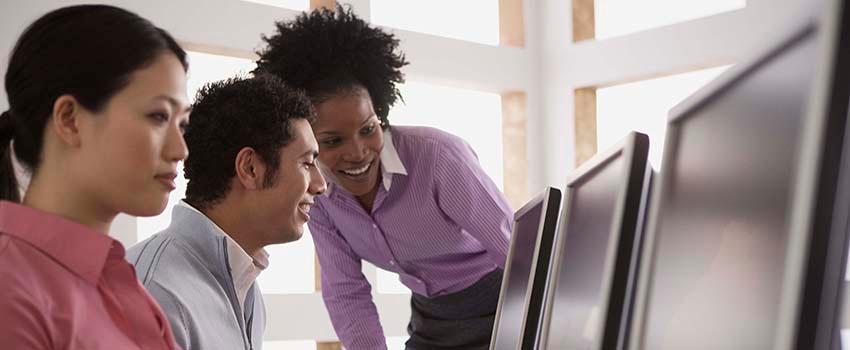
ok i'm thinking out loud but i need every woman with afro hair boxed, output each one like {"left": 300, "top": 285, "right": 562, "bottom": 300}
{"left": 255, "top": 6, "right": 513, "bottom": 350}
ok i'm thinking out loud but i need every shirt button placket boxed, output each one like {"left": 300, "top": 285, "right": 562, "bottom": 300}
{"left": 372, "top": 222, "right": 400, "bottom": 274}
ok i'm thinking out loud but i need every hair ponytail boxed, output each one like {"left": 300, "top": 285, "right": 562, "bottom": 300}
{"left": 0, "top": 111, "right": 20, "bottom": 202}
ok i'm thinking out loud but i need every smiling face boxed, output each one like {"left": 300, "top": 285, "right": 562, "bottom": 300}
{"left": 253, "top": 118, "right": 327, "bottom": 243}
{"left": 312, "top": 87, "right": 384, "bottom": 197}
{"left": 75, "top": 52, "right": 190, "bottom": 217}
{"left": 245, "top": 119, "right": 326, "bottom": 244}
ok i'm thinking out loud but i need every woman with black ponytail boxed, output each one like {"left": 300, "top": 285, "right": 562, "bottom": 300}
{"left": 0, "top": 5, "right": 190, "bottom": 349}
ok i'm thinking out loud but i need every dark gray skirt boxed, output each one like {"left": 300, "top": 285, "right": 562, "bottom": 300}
{"left": 405, "top": 269, "right": 503, "bottom": 350}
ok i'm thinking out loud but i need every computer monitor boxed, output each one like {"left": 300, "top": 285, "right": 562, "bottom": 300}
{"left": 629, "top": 1, "right": 850, "bottom": 349}
{"left": 536, "top": 131, "right": 652, "bottom": 350}
{"left": 491, "top": 187, "right": 562, "bottom": 350}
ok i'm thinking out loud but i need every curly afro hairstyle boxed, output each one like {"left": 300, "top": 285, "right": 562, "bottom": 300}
{"left": 183, "top": 74, "right": 315, "bottom": 210}
{"left": 254, "top": 5, "right": 408, "bottom": 128}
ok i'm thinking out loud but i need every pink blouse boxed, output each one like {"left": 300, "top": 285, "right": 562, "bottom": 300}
{"left": 0, "top": 201, "right": 178, "bottom": 349}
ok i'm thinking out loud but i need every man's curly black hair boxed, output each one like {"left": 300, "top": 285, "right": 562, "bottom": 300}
{"left": 254, "top": 5, "right": 408, "bottom": 128}
{"left": 183, "top": 74, "right": 315, "bottom": 210}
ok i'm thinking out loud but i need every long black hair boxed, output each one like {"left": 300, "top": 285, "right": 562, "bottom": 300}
{"left": 1, "top": 4, "right": 188, "bottom": 202}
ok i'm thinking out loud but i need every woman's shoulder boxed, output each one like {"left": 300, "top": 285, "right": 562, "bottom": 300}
{"left": 0, "top": 234, "right": 61, "bottom": 275}
{"left": 391, "top": 125, "right": 463, "bottom": 144}
{"left": 0, "top": 234, "right": 63, "bottom": 301}
{"left": 390, "top": 125, "right": 469, "bottom": 156}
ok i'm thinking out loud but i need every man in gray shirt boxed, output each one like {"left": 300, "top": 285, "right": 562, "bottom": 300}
{"left": 128, "top": 75, "right": 326, "bottom": 350}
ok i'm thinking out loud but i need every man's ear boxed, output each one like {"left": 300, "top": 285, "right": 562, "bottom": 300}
{"left": 234, "top": 147, "right": 266, "bottom": 190}
{"left": 50, "top": 95, "right": 84, "bottom": 148}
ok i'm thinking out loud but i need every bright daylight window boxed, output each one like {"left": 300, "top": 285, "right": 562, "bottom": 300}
{"left": 596, "top": 66, "right": 730, "bottom": 168}
{"left": 371, "top": 0, "right": 499, "bottom": 45}
{"left": 386, "top": 336, "right": 407, "bottom": 349}
{"left": 594, "top": 0, "right": 746, "bottom": 40}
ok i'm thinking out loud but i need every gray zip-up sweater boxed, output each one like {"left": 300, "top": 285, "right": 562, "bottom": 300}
{"left": 127, "top": 205, "right": 265, "bottom": 350}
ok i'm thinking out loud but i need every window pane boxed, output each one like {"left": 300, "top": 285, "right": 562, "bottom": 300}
{"left": 387, "top": 336, "right": 408, "bottom": 349}
{"left": 237, "top": 0, "right": 308, "bottom": 11}
{"left": 263, "top": 340, "right": 317, "bottom": 350}
{"left": 389, "top": 81, "right": 504, "bottom": 189}
{"left": 185, "top": 51, "right": 257, "bottom": 103}
{"left": 595, "top": 0, "right": 746, "bottom": 40}
{"left": 376, "top": 268, "right": 411, "bottom": 294}
{"left": 596, "top": 66, "right": 730, "bottom": 168}
{"left": 259, "top": 231, "right": 316, "bottom": 294}
{"left": 371, "top": 0, "right": 499, "bottom": 45}
{"left": 843, "top": 329, "right": 850, "bottom": 350}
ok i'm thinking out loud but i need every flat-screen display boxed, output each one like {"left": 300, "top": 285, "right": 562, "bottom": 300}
{"left": 539, "top": 132, "right": 651, "bottom": 350}
{"left": 640, "top": 28, "right": 817, "bottom": 350}
{"left": 491, "top": 188, "right": 561, "bottom": 350}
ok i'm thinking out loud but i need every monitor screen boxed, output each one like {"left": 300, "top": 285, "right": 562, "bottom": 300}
{"left": 542, "top": 154, "right": 625, "bottom": 349}
{"left": 492, "top": 188, "right": 560, "bottom": 350}
{"left": 640, "top": 29, "right": 817, "bottom": 349}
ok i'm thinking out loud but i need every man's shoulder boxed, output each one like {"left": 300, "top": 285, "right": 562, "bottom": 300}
{"left": 127, "top": 228, "right": 213, "bottom": 289}
{"left": 127, "top": 230, "right": 180, "bottom": 270}
{"left": 131, "top": 233, "right": 229, "bottom": 319}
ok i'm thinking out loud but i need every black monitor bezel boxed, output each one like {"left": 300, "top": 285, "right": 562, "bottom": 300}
{"left": 536, "top": 131, "right": 651, "bottom": 350}
{"left": 490, "top": 186, "right": 563, "bottom": 350}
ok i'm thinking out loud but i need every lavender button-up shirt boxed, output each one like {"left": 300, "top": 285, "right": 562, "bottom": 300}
{"left": 308, "top": 126, "right": 514, "bottom": 349}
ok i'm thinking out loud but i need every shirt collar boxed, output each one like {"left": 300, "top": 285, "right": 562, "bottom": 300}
{"left": 326, "top": 127, "right": 408, "bottom": 196}
{"left": 176, "top": 201, "right": 268, "bottom": 271}
{"left": 177, "top": 201, "right": 268, "bottom": 311}
{"left": 0, "top": 200, "right": 117, "bottom": 285}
